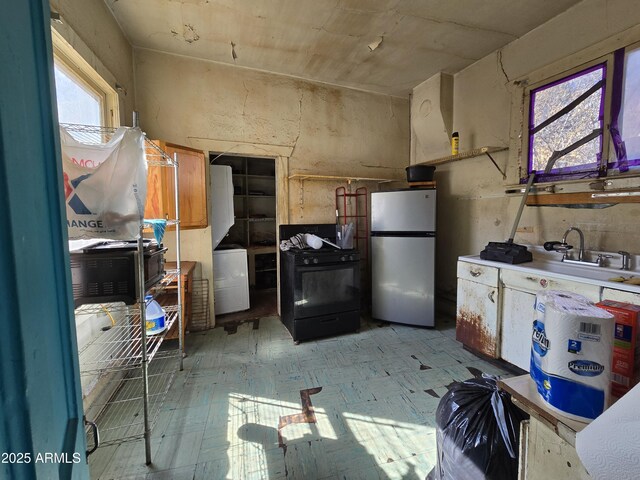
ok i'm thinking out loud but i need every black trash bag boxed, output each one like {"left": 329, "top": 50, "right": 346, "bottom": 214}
{"left": 426, "top": 375, "right": 528, "bottom": 480}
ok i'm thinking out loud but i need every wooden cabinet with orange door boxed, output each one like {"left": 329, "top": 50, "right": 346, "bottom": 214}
{"left": 145, "top": 141, "right": 208, "bottom": 229}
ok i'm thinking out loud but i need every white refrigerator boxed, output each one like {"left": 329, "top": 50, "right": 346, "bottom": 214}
{"left": 371, "top": 189, "right": 436, "bottom": 327}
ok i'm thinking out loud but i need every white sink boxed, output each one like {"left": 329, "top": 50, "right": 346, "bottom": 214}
{"left": 461, "top": 246, "right": 640, "bottom": 293}
{"left": 527, "top": 258, "right": 631, "bottom": 282}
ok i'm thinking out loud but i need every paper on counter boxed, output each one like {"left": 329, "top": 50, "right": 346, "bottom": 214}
{"left": 575, "top": 382, "right": 640, "bottom": 479}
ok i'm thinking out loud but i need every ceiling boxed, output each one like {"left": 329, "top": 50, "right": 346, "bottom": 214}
{"left": 106, "top": 0, "right": 582, "bottom": 97}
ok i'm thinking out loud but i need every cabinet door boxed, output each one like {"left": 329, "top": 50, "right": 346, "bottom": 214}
{"left": 501, "top": 286, "right": 536, "bottom": 371}
{"left": 144, "top": 141, "right": 208, "bottom": 229}
{"left": 456, "top": 278, "right": 500, "bottom": 358}
{"left": 144, "top": 164, "right": 170, "bottom": 219}
{"left": 164, "top": 143, "right": 207, "bottom": 229}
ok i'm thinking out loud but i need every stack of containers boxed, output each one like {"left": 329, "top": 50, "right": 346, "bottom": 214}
{"left": 530, "top": 291, "right": 614, "bottom": 421}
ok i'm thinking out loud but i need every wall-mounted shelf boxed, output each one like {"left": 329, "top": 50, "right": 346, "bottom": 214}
{"left": 526, "top": 190, "right": 640, "bottom": 206}
{"left": 288, "top": 173, "right": 404, "bottom": 184}
{"left": 416, "top": 146, "right": 508, "bottom": 179}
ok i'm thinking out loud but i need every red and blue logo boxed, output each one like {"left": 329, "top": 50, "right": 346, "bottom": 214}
{"left": 64, "top": 172, "right": 92, "bottom": 215}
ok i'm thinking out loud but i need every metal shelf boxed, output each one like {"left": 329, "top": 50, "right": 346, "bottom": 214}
{"left": 84, "top": 351, "right": 178, "bottom": 448}
{"left": 78, "top": 305, "right": 179, "bottom": 374}
{"left": 60, "top": 123, "right": 176, "bottom": 167}
{"left": 73, "top": 269, "right": 181, "bottom": 316}
{"left": 65, "top": 120, "right": 184, "bottom": 464}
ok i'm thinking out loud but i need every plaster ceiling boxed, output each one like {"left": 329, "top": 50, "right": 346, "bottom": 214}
{"left": 106, "top": 0, "right": 582, "bottom": 97}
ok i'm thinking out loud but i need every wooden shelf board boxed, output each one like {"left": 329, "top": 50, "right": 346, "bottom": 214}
{"left": 288, "top": 173, "right": 403, "bottom": 183}
{"left": 408, "top": 181, "right": 436, "bottom": 188}
{"left": 526, "top": 190, "right": 640, "bottom": 206}
{"left": 416, "top": 146, "right": 508, "bottom": 166}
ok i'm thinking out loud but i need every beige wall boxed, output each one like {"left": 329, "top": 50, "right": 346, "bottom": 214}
{"left": 134, "top": 48, "right": 410, "bottom": 321}
{"left": 413, "top": 0, "right": 640, "bottom": 299}
{"left": 51, "top": 0, "right": 135, "bottom": 122}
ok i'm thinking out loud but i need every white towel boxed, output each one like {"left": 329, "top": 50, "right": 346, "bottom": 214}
{"left": 279, "top": 233, "right": 307, "bottom": 251}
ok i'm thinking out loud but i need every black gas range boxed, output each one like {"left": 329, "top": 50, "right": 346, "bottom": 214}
{"left": 279, "top": 224, "right": 361, "bottom": 343}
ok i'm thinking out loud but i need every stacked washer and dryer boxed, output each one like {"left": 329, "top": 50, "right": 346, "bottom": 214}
{"left": 209, "top": 165, "right": 250, "bottom": 315}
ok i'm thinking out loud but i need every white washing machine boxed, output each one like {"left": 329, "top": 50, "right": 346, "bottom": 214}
{"left": 213, "top": 247, "right": 250, "bottom": 315}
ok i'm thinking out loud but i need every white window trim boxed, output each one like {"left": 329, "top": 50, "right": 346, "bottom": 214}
{"left": 51, "top": 29, "right": 120, "bottom": 127}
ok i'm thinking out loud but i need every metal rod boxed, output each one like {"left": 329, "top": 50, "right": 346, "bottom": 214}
{"left": 137, "top": 229, "right": 152, "bottom": 465}
{"left": 174, "top": 151, "right": 184, "bottom": 371}
{"left": 132, "top": 111, "right": 139, "bottom": 128}
{"left": 485, "top": 152, "right": 506, "bottom": 179}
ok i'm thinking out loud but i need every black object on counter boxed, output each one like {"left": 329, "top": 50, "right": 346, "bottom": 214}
{"left": 480, "top": 241, "right": 532, "bottom": 264}
{"left": 406, "top": 164, "right": 436, "bottom": 182}
{"left": 70, "top": 240, "right": 166, "bottom": 307}
{"left": 427, "top": 376, "right": 528, "bottom": 480}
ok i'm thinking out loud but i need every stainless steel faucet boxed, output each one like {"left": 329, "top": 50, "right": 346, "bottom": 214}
{"left": 562, "top": 227, "right": 585, "bottom": 261}
{"left": 619, "top": 251, "right": 631, "bottom": 271}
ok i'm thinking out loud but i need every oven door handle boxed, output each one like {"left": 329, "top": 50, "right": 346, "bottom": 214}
{"left": 296, "top": 262, "right": 357, "bottom": 271}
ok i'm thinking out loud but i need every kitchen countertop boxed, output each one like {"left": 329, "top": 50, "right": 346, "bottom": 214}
{"left": 460, "top": 246, "right": 640, "bottom": 294}
{"left": 498, "top": 375, "right": 588, "bottom": 445}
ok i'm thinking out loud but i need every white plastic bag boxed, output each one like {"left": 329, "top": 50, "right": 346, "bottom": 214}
{"left": 60, "top": 126, "right": 147, "bottom": 239}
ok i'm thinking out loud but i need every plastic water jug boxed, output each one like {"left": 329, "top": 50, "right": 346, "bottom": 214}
{"left": 144, "top": 295, "right": 166, "bottom": 335}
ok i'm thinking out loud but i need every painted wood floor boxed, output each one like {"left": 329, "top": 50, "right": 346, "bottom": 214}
{"left": 89, "top": 315, "right": 509, "bottom": 479}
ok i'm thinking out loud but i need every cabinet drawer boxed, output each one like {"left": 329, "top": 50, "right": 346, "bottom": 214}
{"left": 601, "top": 288, "right": 640, "bottom": 304}
{"left": 500, "top": 269, "right": 600, "bottom": 301}
{"left": 457, "top": 261, "right": 499, "bottom": 287}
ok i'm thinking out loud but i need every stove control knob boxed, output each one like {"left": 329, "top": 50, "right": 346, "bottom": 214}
{"left": 313, "top": 258, "right": 319, "bottom": 264}
{"left": 349, "top": 255, "right": 355, "bottom": 261}
{"left": 340, "top": 256, "right": 346, "bottom": 262}
{"left": 303, "top": 259, "right": 310, "bottom": 265}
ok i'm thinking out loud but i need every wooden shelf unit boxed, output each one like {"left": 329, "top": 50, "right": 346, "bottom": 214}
{"left": 158, "top": 261, "right": 197, "bottom": 341}
{"left": 212, "top": 155, "right": 277, "bottom": 289}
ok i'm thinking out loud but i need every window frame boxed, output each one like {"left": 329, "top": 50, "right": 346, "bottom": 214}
{"left": 51, "top": 29, "right": 119, "bottom": 128}
{"left": 522, "top": 53, "right": 615, "bottom": 183}
{"left": 608, "top": 39, "right": 640, "bottom": 173}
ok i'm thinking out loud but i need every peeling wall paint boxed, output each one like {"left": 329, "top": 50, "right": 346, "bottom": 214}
{"left": 415, "top": 0, "right": 640, "bottom": 297}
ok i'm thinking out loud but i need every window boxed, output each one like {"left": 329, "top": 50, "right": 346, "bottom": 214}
{"left": 54, "top": 62, "right": 104, "bottom": 126}
{"left": 51, "top": 29, "right": 119, "bottom": 127}
{"left": 524, "top": 43, "right": 640, "bottom": 182}
{"left": 611, "top": 46, "right": 640, "bottom": 171}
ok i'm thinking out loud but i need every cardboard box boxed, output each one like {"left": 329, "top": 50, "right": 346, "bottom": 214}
{"left": 596, "top": 300, "right": 640, "bottom": 398}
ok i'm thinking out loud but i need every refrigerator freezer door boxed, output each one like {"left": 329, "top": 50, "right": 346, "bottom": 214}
{"left": 209, "top": 165, "right": 235, "bottom": 249}
{"left": 371, "top": 190, "right": 436, "bottom": 233}
{"left": 372, "top": 236, "right": 435, "bottom": 326}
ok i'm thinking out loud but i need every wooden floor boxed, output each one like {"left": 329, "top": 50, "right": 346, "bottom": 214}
{"left": 89, "top": 314, "right": 509, "bottom": 479}
{"left": 215, "top": 288, "right": 278, "bottom": 326}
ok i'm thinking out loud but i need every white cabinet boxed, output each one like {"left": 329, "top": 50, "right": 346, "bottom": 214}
{"left": 499, "top": 269, "right": 601, "bottom": 371}
{"left": 501, "top": 287, "right": 536, "bottom": 370}
{"left": 456, "top": 261, "right": 500, "bottom": 358}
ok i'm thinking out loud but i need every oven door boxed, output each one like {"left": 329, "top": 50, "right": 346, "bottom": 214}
{"left": 293, "top": 261, "right": 360, "bottom": 319}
